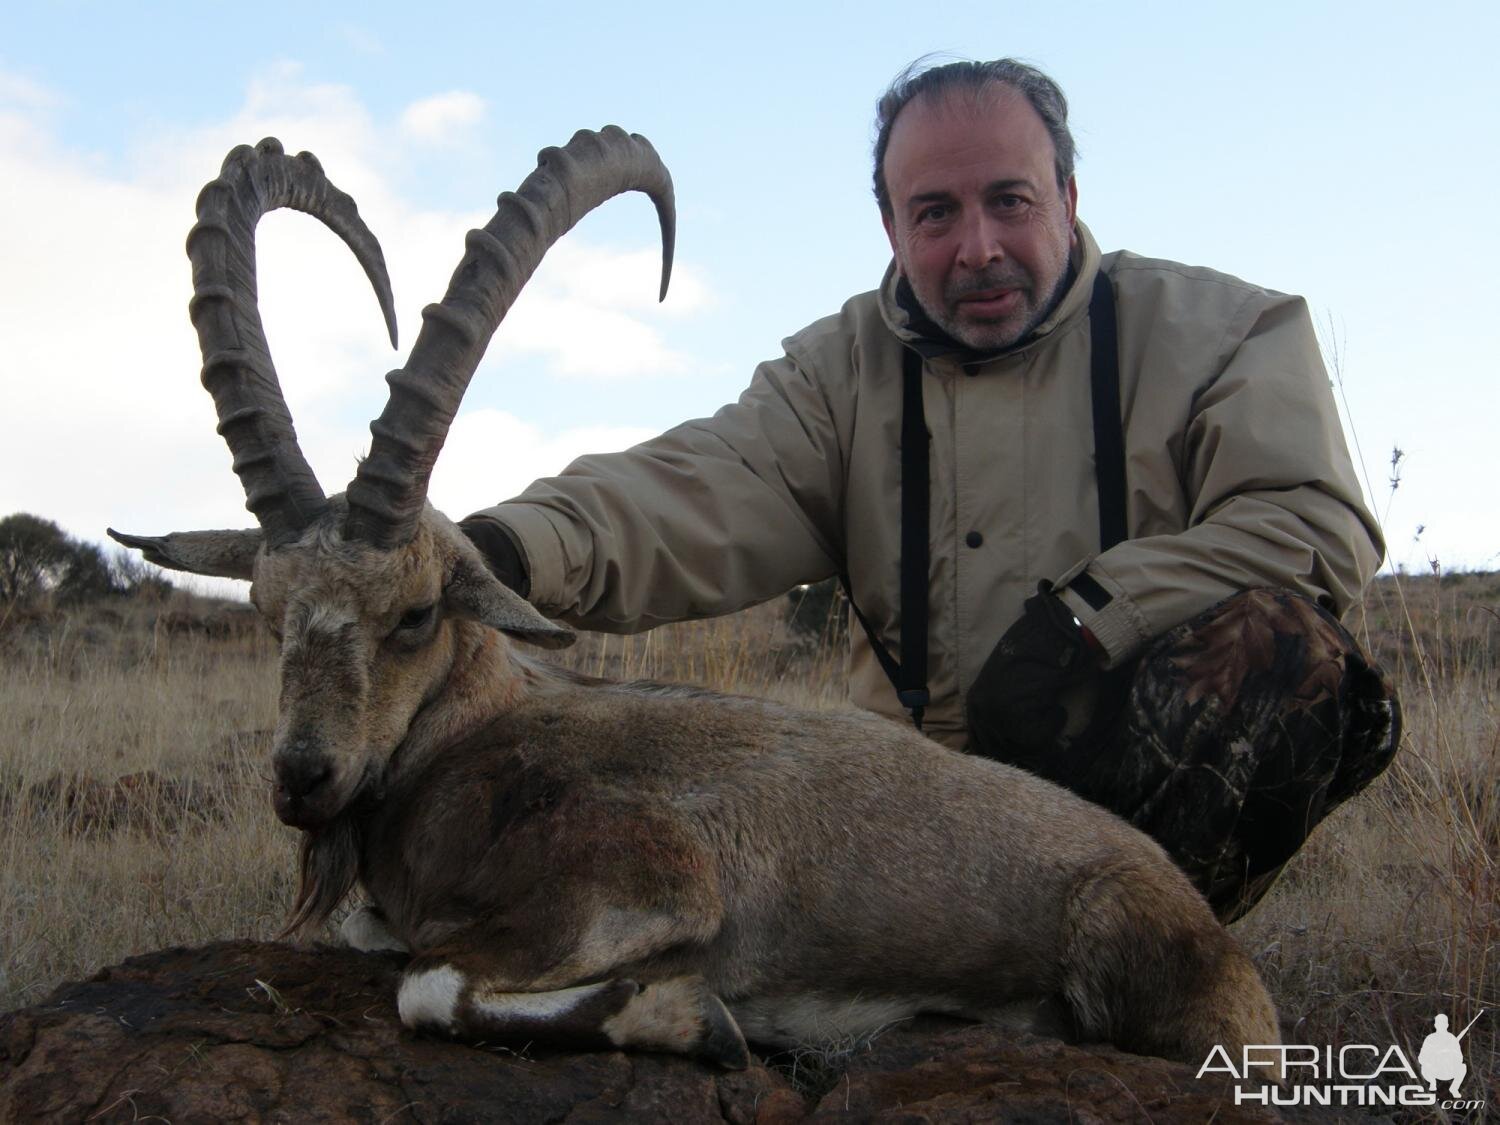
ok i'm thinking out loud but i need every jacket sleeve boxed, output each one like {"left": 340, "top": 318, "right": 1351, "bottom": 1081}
{"left": 466, "top": 345, "right": 848, "bottom": 632}
{"left": 1056, "top": 291, "right": 1384, "bottom": 666}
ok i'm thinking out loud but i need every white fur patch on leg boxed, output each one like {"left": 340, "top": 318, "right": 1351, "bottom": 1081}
{"left": 470, "top": 979, "right": 619, "bottom": 1022}
{"left": 398, "top": 964, "right": 466, "bottom": 1031}
{"left": 341, "top": 905, "right": 409, "bottom": 953}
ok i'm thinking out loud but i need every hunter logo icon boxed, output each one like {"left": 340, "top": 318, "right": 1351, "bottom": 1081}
{"left": 1198, "top": 1007, "right": 1490, "bottom": 1109}
{"left": 1419, "top": 1011, "right": 1485, "bottom": 1098}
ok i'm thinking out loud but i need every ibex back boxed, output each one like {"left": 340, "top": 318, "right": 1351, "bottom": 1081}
{"left": 112, "top": 132, "right": 1280, "bottom": 1073}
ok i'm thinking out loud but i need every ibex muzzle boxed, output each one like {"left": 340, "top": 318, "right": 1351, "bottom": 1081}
{"left": 110, "top": 134, "right": 1282, "bottom": 1082}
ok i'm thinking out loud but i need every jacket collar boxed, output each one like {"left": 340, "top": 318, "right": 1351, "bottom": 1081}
{"left": 878, "top": 219, "right": 1102, "bottom": 364}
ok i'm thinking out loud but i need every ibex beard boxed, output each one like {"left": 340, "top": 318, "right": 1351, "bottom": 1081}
{"left": 111, "top": 132, "right": 1282, "bottom": 1081}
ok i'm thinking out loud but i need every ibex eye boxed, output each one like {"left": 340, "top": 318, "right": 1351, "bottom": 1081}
{"left": 398, "top": 604, "right": 435, "bottom": 631}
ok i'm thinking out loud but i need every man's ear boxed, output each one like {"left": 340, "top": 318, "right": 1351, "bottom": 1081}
{"left": 882, "top": 208, "right": 901, "bottom": 268}
{"left": 107, "top": 527, "right": 262, "bottom": 580}
{"left": 443, "top": 551, "right": 575, "bottom": 650}
{"left": 1065, "top": 175, "right": 1079, "bottom": 235}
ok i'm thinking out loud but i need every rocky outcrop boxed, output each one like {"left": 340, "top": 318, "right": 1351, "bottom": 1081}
{"left": 0, "top": 941, "right": 1320, "bottom": 1123}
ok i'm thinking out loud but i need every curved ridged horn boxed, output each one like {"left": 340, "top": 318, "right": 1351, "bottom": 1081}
{"left": 187, "top": 137, "right": 398, "bottom": 548}
{"left": 344, "top": 125, "right": 675, "bottom": 549}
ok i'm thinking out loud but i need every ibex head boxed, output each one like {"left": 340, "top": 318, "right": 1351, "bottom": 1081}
{"left": 111, "top": 132, "right": 674, "bottom": 830}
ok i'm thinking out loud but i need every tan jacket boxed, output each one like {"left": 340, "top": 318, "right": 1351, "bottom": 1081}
{"left": 478, "top": 222, "right": 1382, "bottom": 750}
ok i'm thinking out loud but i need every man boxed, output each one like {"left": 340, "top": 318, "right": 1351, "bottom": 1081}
{"left": 461, "top": 58, "right": 1400, "bottom": 921}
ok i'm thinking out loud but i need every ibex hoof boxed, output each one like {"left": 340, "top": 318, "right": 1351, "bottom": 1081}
{"left": 698, "top": 991, "right": 751, "bottom": 1070}
{"left": 602, "top": 977, "right": 750, "bottom": 1069}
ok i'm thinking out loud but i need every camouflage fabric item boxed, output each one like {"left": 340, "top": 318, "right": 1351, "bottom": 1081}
{"left": 1013, "top": 588, "right": 1401, "bottom": 922}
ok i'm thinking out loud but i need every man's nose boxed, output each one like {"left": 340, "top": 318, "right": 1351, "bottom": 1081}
{"left": 955, "top": 211, "right": 1005, "bottom": 270}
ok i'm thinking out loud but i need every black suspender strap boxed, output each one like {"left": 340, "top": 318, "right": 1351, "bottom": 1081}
{"left": 844, "top": 270, "right": 1124, "bottom": 731}
{"left": 840, "top": 345, "right": 929, "bottom": 729}
{"left": 1089, "top": 270, "right": 1127, "bottom": 552}
{"left": 895, "top": 346, "right": 930, "bottom": 726}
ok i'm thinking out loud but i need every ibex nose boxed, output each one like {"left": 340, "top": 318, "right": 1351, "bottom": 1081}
{"left": 273, "top": 745, "right": 334, "bottom": 826}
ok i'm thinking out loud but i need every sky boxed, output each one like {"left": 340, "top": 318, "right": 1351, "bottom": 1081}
{"left": 2, "top": 0, "right": 1496, "bottom": 583}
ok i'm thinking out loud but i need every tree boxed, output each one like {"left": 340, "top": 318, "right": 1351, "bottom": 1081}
{"left": 0, "top": 513, "right": 167, "bottom": 606}
{"left": 107, "top": 546, "right": 172, "bottom": 600}
{"left": 0, "top": 513, "right": 75, "bottom": 605}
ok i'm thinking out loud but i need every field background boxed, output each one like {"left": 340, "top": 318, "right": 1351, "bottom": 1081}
{"left": 1, "top": 571, "right": 1494, "bottom": 1117}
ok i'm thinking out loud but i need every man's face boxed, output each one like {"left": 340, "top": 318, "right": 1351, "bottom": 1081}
{"left": 881, "top": 86, "right": 1078, "bottom": 351}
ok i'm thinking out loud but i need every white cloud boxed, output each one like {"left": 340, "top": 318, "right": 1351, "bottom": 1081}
{"left": 126, "top": 61, "right": 386, "bottom": 199}
{"left": 481, "top": 239, "right": 710, "bottom": 379}
{"left": 0, "top": 65, "right": 712, "bottom": 549}
{"left": 398, "top": 91, "right": 485, "bottom": 145}
{"left": 0, "top": 71, "right": 60, "bottom": 112}
{"left": 535, "top": 239, "right": 708, "bottom": 315}
{"left": 430, "top": 410, "right": 656, "bottom": 518}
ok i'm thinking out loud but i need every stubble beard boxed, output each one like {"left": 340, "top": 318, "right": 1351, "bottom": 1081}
{"left": 924, "top": 262, "right": 1072, "bottom": 353}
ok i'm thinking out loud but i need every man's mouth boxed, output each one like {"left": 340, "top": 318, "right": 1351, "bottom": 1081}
{"left": 955, "top": 288, "right": 1022, "bottom": 317}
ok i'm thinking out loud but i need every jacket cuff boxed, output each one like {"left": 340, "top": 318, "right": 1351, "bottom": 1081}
{"left": 467, "top": 503, "right": 570, "bottom": 611}
{"left": 1052, "top": 560, "right": 1154, "bottom": 669}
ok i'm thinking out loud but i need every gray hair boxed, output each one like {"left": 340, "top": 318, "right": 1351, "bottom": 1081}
{"left": 872, "top": 56, "right": 1077, "bottom": 215}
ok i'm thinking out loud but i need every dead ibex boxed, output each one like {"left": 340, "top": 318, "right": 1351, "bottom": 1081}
{"left": 111, "top": 132, "right": 1280, "bottom": 1073}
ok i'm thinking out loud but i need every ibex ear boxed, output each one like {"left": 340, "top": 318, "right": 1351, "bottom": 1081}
{"left": 444, "top": 552, "right": 576, "bottom": 649}
{"left": 107, "top": 527, "right": 262, "bottom": 581}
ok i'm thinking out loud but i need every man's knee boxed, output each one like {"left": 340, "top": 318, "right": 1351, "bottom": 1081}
{"left": 1131, "top": 587, "right": 1395, "bottom": 748}
{"left": 1115, "top": 587, "right": 1401, "bottom": 916}
{"left": 1143, "top": 587, "right": 1358, "bottom": 696}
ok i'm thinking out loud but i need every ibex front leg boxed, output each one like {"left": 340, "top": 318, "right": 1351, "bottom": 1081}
{"left": 399, "top": 956, "right": 748, "bottom": 1068}
{"left": 394, "top": 892, "right": 748, "bottom": 1068}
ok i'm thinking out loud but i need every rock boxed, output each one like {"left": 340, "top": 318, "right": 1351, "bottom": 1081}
{"left": 1, "top": 942, "right": 1323, "bottom": 1123}
{"left": 798, "top": 1020, "right": 1337, "bottom": 1123}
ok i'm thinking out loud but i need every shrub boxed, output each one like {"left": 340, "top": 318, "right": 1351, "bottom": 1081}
{"left": 0, "top": 513, "right": 169, "bottom": 608}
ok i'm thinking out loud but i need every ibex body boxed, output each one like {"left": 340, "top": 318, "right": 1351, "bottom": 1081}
{"left": 113, "top": 133, "right": 1279, "bottom": 1073}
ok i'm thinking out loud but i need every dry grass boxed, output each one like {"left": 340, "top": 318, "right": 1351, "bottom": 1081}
{"left": 0, "top": 592, "right": 291, "bottom": 1006}
{"left": 0, "top": 576, "right": 1494, "bottom": 1118}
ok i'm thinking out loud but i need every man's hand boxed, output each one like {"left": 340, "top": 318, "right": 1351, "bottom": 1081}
{"left": 458, "top": 517, "right": 530, "bottom": 597}
{"left": 966, "top": 586, "right": 1105, "bottom": 770}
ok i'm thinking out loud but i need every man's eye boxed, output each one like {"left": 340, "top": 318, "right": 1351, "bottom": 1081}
{"left": 996, "top": 195, "right": 1024, "bottom": 210}
{"left": 917, "top": 205, "right": 950, "bottom": 224}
